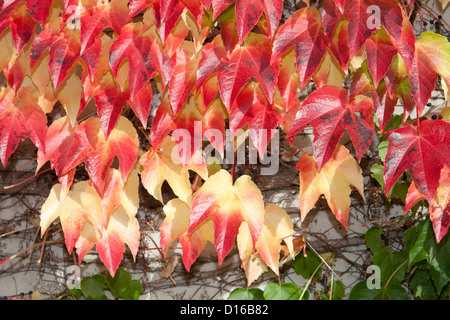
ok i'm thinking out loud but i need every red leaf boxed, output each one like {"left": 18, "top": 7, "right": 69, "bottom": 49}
{"left": 79, "top": 0, "right": 129, "bottom": 54}
{"left": 150, "top": 97, "right": 176, "bottom": 148}
{"left": 109, "top": 23, "right": 161, "bottom": 99}
{"left": 349, "top": 61, "right": 374, "bottom": 100}
{"left": 343, "top": 0, "right": 403, "bottom": 60}
{"left": 169, "top": 42, "right": 201, "bottom": 115}
{"left": 196, "top": 35, "right": 228, "bottom": 89}
{"left": 189, "top": 170, "right": 265, "bottom": 265}
{"left": 0, "top": 1, "right": 35, "bottom": 53}
{"left": 277, "top": 50, "right": 300, "bottom": 133}
{"left": 288, "top": 85, "right": 374, "bottom": 170}
{"left": 230, "top": 82, "right": 279, "bottom": 158}
{"left": 370, "top": 81, "right": 399, "bottom": 132}
{"left": 211, "top": 0, "right": 234, "bottom": 20}
{"left": 37, "top": 116, "right": 85, "bottom": 181}
{"left": 271, "top": 7, "right": 327, "bottom": 88}
{"left": 408, "top": 32, "right": 450, "bottom": 115}
{"left": 0, "top": 85, "right": 47, "bottom": 166}
{"left": 26, "top": 0, "right": 53, "bottom": 27}
{"left": 76, "top": 116, "right": 139, "bottom": 193}
{"left": 172, "top": 95, "right": 205, "bottom": 165}
{"left": 93, "top": 73, "right": 130, "bottom": 137}
{"left": 365, "top": 28, "right": 397, "bottom": 88}
{"left": 235, "top": 0, "right": 282, "bottom": 43}
{"left": 129, "top": 81, "right": 152, "bottom": 128}
{"left": 405, "top": 166, "right": 450, "bottom": 243}
{"left": 218, "top": 32, "right": 279, "bottom": 111}
{"left": 383, "top": 120, "right": 450, "bottom": 203}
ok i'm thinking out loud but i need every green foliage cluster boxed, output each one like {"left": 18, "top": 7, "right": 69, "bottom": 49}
{"left": 69, "top": 268, "right": 142, "bottom": 300}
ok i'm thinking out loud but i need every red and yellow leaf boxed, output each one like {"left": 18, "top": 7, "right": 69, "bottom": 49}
{"left": 189, "top": 169, "right": 265, "bottom": 264}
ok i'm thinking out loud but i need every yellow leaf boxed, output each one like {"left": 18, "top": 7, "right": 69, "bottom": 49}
{"left": 56, "top": 71, "right": 82, "bottom": 126}
{"left": 438, "top": 0, "right": 449, "bottom": 9}
{"left": 312, "top": 50, "right": 345, "bottom": 88}
{"left": 140, "top": 136, "right": 193, "bottom": 203}
{"left": 237, "top": 222, "right": 268, "bottom": 286}
{"left": 237, "top": 204, "right": 294, "bottom": 283}
{"left": 296, "top": 144, "right": 365, "bottom": 229}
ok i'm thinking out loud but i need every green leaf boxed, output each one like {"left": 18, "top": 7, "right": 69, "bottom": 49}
{"left": 378, "top": 141, "right": 388, "bottom": 162}
{"left": 404, "top": 217, "right": 450, "bottom": 294}
{"left": 228, "top": 288, "right": 264, "bottom": 300}
{"left": 371, "top": 248, "right": 408, "bottom": 286}
{"left": 293, "top": 250, "right": 322, "bottom": 279}
{"left": 106, "top": 268, "right": 132, "bottom": 299}
{"left": 370, "top": 164, "right": 384, "bottom": 188}
{"left": 120, "top": 280, "right": 143, "bottom": 300}
{"left": 330, "top": 280, "right": 345, "bottom": 300}
{"left": 365, "top": 226, "right": 383, "bottom": 254}
{"left": 263, "top": 283, "right": 302, "bottom": 300}
{"left": 409, "top": 268, "right": 441, "bottom": 300}
{"left": 348, "top": 280, "right": 380, "bottom": 300}
{"left": 404, "top": 219, "right": 431, "bottom": 265}
{"left": 68, "top": 288, "right": 82, "bottom": 300}
{"left": 373, "top": 284, "right": 409, "bottom": 300}
{"left": 80, "top": 275, "right": 108, "bottom": 300}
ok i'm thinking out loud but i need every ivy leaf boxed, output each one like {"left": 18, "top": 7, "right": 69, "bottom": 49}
{"left": 234, "top": 0, "right": 282, "bottom": 44}
{"left": 271, "top": 7, "right": 327, "bottom": 88}
{"left": 0, "top": 84, "right": 47, "bottom": 166}
{"left": 140, "top": 136, "right": 195, "bottom": 203}
{"left": 365, "top": 226, "right": 383, "bottom": 254}
{"left": 383, "top": 120, "right": 450, "bottom": 204}
{"left": 404, "top": 166, "right": 450, "bottom": 242}
{"left": 169, "top": 42, "right": 201, "bottom": 115}
{"left": 371, "top": 80, "right": 399, "bottom": 132}
{"left": 228, "top": 288, "right": 264, "bottom": 300}
{"left": 218, "top": 32, "right": 279, "bottom": 111}
{"left": 189, "top": 169, "right": 265, "bottom": 264}
{"left": 41, "top": 28, "right": 81, "bottom": 90}
{"left": 409, "top": 32, "right": 450, "bottom": 115}
{"left": 365, "top": 27, "right": 397, "bottom": 88}
{"left": 371, "top": 248, "right": 408, "bottom": 286}
{"left": 0, "top": 1, "right": 35, "bottom": 54}
{"left": 289, "top": 85, "right": 374, "bottom": 170}
{"left": 109, "top": 23, "right": 171, "bottom": 99}
{"left": 277, "top": 50, "right": 301, "bottom": 133}
{"left": 96, "top": 205, "right": 140, "bottom": 277}
{"left": 237, "top": 204, "right": 294, "bottom": 282}
{"left": 296, "top": 144, "right": 365, "bottom": 229}
{"left": 263, "top": 283, "right": 302, "bottom": 300}
{"left": 409, "top": 268, "right": 444, "bottom": 300}
{"left": 196, "top": 35, "right": 228, "bottom": 89}
{"left": 40, "top": 182, "right": 87, "bottom": 254}
{"left": 373, "top": 284, "right": 409, "bottom": 300}
{"left": 76, "top": 116, "right": 139, "bottom": 193}
{"left": 93, "top": 72, "right": 130, "bottom": 137}
{"left": 149, "top": 97, "right": 176, "bottom": 149}
{"left": 26, "top": 0, "right": 53, "bottom": 27}
{"left": 403, "top": 217, "right": 450, "bottom": 294}
{"left": 343, "top": 0, "right": 403, "bottom": 60}
{"left": 80, "top": 275, "right": 108, "bottom": 300}
{"left": 79, "top": 0, "right": 129, "bottom": 54}
{"left": 230, "top": 81, "right": 280, "bottom": 158}
{"left": 160, "top": 198, "right": 215, "bottom": 271}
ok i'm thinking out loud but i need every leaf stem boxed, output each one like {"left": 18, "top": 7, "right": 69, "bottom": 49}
{"left": 299, "top": 260, "right": 323, "bottom": 300}
{"left": 384, "top": 259, "right": 408, "bottom": 288}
